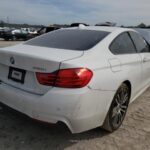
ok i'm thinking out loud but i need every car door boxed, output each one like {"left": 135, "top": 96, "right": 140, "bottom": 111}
{"left": 129, "top": 31, "right": 150, "bottom": 88}
{"left": 109, "top": 32, "right": 142, "bottom": 99}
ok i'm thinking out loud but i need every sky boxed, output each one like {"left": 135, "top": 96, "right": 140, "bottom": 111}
{"left": 0, "top": 0, "right": 149, "bottom": 26}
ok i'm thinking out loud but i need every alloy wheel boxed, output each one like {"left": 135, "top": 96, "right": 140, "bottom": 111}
{"left": 110, "top": 84, "right": 130, "bottom": 130}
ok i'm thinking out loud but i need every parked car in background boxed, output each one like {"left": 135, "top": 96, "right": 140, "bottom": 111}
{"left": 37, "top": 26, "right": 60, "bottom": 35}
{"left": 1, "top": 29, "right": 32, "bottom": 41}
{"left": 21, "top": 28, "right": 37, "bottom": 35}
{"left": 0, "top": 28, "right": 3, "bottom": 38}
{"left": 0, "top": 26, "right": 150, "bottom": 133}
{"left": 0, "top": 28, "right": 10, "bottom": 39}
{"left": 70, "top": 23, "right": 89, "bottom": 27}
{"left": 95, "top": 22, "right": 116, "bottom": 27}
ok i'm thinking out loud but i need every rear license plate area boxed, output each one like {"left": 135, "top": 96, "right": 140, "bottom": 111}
{"left": 8, "top": 67, "right": 26, "bottom": 84}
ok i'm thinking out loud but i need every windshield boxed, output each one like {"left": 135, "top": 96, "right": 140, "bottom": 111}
{"left": 25, "top": 29, "right": 110, "bottom": 51}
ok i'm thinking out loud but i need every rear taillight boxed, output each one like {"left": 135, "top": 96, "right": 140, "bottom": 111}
{"left": 36, "top": 68, "right": 93, "bottom": 88}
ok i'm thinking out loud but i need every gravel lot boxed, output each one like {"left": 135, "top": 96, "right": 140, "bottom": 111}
{"left": 0, "top": 39, "right": 23, "bottom": 48}
{"left": 0, "top": 39, "right": 150, "bottom": 150}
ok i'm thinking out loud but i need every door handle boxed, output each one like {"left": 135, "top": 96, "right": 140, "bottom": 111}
{"left": 143, "top": 57, "right": 150, "bottom": 63}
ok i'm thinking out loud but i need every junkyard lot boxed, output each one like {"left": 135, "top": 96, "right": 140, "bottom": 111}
{"left": 0, "top": 39, "right": 150, "bottom": 150}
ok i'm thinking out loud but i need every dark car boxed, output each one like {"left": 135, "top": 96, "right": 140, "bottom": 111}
{"left": 70, "top": 23, "right": 89, "bottom": 27}
{"left": 95, "top": 22, "right": 116, "bottom": 27}
{"left": 0, "top": 28, "right": 7, "bottom": 38}
{"left": 37, "top": 26, "right": 60, "bottom": 35}
{"left": 1, "top": 29, "right": 32, "bottom": 41}
{"left": 0, "top": 29, "right": 3, "bottom": 38}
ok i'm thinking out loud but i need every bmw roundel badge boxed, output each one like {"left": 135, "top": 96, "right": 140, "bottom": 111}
{"left": 10, "top": 57, "right": 15, "bottom": 64}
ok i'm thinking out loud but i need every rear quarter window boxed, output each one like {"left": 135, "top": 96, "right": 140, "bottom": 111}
{"left": 25, "top": 29, "right": 110, "bottom": 51}
{"left": 129, "top": 31, "right": 150, "bottom": 53}
{"left": 110, "top": 32, "right": 136, "bottom": 55}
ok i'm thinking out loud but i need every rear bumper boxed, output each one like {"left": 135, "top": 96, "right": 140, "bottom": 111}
{"left": 0, "top": 82, "right": 115, "bottom": 133}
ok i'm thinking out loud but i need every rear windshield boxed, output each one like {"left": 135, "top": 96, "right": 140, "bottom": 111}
{"left": 25, "top": 29, "right": 110, "bottom": 51}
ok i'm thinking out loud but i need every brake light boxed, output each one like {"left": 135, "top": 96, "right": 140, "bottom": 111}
{"left": 36, "top": 68, "right": 93, "bottom": 88}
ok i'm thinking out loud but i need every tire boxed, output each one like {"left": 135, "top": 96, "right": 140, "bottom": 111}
{"left": 102, "top": 83, "right": 130, "bottom": 132}
{"left": 12, "top": 36, "right": 16, "bottom": 41}
{"left": 4, "top": 38, "right": 9, "bottom": 41}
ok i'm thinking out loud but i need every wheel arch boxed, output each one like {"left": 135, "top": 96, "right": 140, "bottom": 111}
{"left": 122, "top": 80, "right": 132, "bottom": 100}
{"left": 102, "top": 80, "right": 132, "bottom": 132}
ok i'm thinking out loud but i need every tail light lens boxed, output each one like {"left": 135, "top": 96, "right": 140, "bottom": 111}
{"left": 36, "top": 68, "right": 93, "bottom": 88}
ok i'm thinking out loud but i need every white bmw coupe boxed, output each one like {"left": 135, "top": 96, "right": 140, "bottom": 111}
{"left": 0, "top": 26, "right": 150, "bottom": 133}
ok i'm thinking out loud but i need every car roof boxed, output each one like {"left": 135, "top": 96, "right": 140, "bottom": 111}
{"left": 84, "top": 26, "right": 120, "bottom": 32}
{"left": 65, "top": 26, "right": 135, "bottom": 33}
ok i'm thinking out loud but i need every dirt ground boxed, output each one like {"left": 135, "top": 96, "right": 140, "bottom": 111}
{"left": 0, "top": 39, "right": 22, "bottom": 48}
{"left": 0, "top": 39, "right": 150, "bottom": 150}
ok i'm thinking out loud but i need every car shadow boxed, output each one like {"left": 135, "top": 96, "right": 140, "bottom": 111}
{"left": 0, "top": 103, "right": 109, "bottom": 150}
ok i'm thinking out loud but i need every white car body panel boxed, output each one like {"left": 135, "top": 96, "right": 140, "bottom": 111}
{"left": 0, "top": 44, "right": 83, "bottom": 94}
{"left": 0, "top": 44, "right": 83, "bottom": 72}
{"left": 0, "top": 82, "right": 115, "bottom": 133}
{"left": 0, "top": 26, "right": 150, "bottom": 133}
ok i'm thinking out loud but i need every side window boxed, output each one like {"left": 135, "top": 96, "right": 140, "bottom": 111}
{"left": 110, "top": 32, "right": 136, "bottom": 55}
{"left": 129, "top": 31, "right": 150, "bottom": 53}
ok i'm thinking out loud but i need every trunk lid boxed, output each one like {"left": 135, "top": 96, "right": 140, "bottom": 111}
{"left": 0, "top": 44, "right": 83, "bottom": 94}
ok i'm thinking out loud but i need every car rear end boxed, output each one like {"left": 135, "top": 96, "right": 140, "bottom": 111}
{"left": 0, "top": 28, "right": 115, "bottom": 133}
